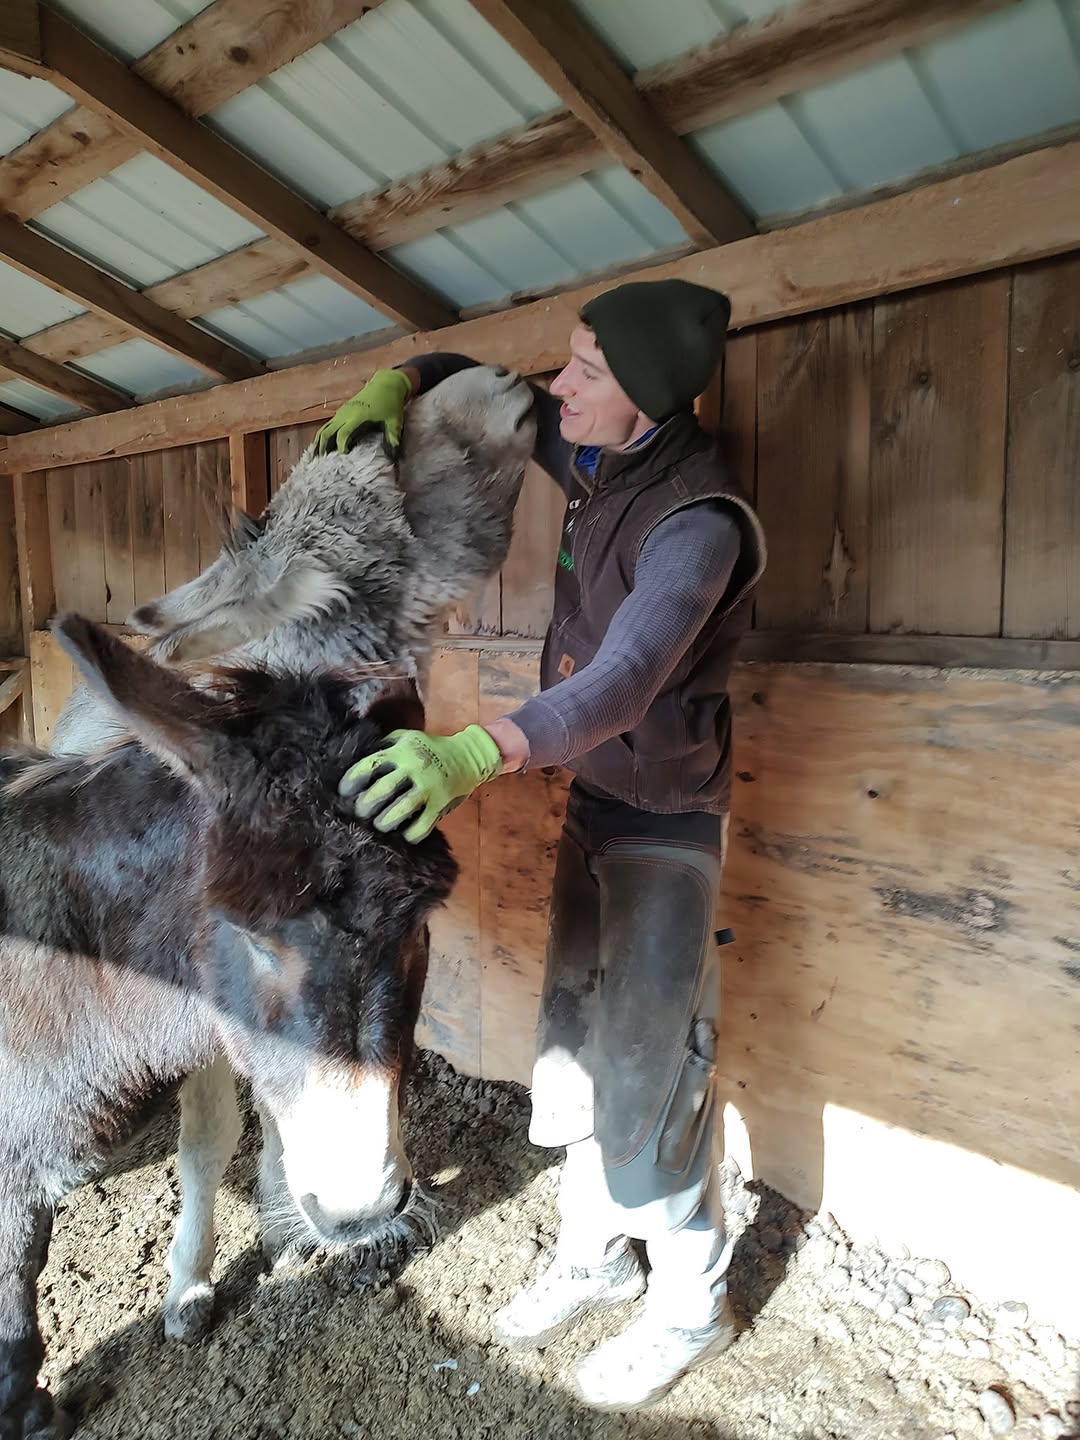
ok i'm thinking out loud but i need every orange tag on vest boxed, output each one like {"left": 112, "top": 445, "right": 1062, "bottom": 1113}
{"left": 558, "top": 653, "right": 575, "bottom": 679}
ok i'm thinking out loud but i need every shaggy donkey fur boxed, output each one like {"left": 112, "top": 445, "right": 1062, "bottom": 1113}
{"left": 0, "top": 617, "right": 457, "bottom": 1440}
{"left": 54, "top": 364, "right": 536, "bottom": 751}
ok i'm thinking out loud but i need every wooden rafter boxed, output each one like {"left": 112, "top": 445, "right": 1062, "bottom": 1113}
{"left": 2, "top": 6, "right": 454, "bottom": 331}
{"left": 466, "top": 0, "right": 751, "bottom": 246}
{"left": 3, "top": 137, "right": 1076, "bottom": 475}
{"left": 8, "top": 0, "right": 1017, "bottom": 369}
{"left": 0, "top": 334, "right": 128, "bottom": 414}
{"left": 0, "top": 216, "right": 259, "bottom": 382}
{"left": 0, "top": 0, "right": 388, "bottom": 220}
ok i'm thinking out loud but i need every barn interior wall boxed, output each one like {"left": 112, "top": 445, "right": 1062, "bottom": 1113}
{"left": 3, "top": 251, "right": 1079, "bottom": 1329}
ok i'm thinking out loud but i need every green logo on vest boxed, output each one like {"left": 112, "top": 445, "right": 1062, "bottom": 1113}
{"left": 557, "top": 548, "right": 574, "bottom": 572}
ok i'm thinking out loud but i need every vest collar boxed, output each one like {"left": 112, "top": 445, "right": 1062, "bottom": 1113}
{"left": 571, "top": 411, "right": 706, "bottom": 494}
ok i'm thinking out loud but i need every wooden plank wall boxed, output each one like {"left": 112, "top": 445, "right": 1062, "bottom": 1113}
{"left": 43, "top": 441, "right": 231, "bottom": 622}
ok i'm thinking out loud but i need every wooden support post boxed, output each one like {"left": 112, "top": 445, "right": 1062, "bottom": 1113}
{"left": 228, "top": 431, "right": 269, "bottom": 519}
{"left": 13, "top": 472, "right": 55, "bottom": 742}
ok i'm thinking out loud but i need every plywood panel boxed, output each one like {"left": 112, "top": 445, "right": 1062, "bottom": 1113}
{"left": 46, "top": 468, "right": 79, "bottom": 616}
{"left": 477, "top": 651, "right": 565, "bottom": 1083}
{"left": 718, "top": 329, "right": 758, "bottom": 503}
{"left": 419, "top": 647, "right": 482, "bottom": 1078}
{"left": 162, "top": 446, "right": 201, "bottom": 592}
{"left": 71, "top": 462, "right": 107, "bottom": 621}
{"left": 196, "top": 441, "right": 231, "bottom": 572}
{"left": 0, "top": 479, "right": 21, "bottom": 655}
{"left": 130, "top": 452, "right": 165, "bottom": 609}
{"left": 1003, "top": 253, "right": 1080, "bottom": 639}
{"left": 756, "top": 307, "right": 871, "bottom": 632}
{"left": 28, "top": 627, "right": 76, "bottom": 746}
{"left": 103, "top": 463, "right": 134, "bottom": 628}
{"left": 269, "top": 422, "right": 319, "bottom": 496}
{"left": 500, "top": 460, "right": 562, "bottom": 639}
{"left": 869, "top": 274, "right": 1010, "bottom": 635}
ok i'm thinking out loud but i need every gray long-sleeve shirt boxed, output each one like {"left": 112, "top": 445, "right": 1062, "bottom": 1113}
{"left": 403, "top": 354, "right": 740, "bottom": 771}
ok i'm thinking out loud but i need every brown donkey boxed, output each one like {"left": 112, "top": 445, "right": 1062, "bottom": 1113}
{"left": 0, "top": 616, "right": 457, "bottom": 1440}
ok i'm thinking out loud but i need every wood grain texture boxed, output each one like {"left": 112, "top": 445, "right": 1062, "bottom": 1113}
{"left": 162, "top": 446, "right": 201, "bottom": 593}
{"left": 12, "top": 472, "right": 54, "bottom": 659}
{"left": 869, "top": 275, "right": 1009, "bottom": 635}
{"left": 756, "top": 307, "right": 871, "bottom": 632}
{"left": 499, "top": 459, "right": 562, "bottom": 640}
{"left": 0, "top": 480, "right": 22, "bottom": 654}
{"left": 1003, "top": 253, "right": 1080, "bottom": 639}
{"left": 71, "top": 461, "right": 107, "bottom": 619}
{"left": 419, "top": 647, "right": 483, "bottom": 1076}
{"left": 103, "top": 462, "right": 134, "bottom": 627}
{"left": 9, "top": 139, "right": 1076, "bottom": 474}
{"left": 129, "top": 452, "right": 165, "bottom": 608}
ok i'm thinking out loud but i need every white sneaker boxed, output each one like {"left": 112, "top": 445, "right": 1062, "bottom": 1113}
{"left": 574, "top": 1303, "right": 738, "bottom": 1410}
{"left": 492, "top": 1246, "right": 646, "bottom": 1349}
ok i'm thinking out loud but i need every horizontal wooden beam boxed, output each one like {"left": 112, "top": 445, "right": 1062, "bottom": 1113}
{"left": 0, "top": 0, "right": 40, "bottom": 72}
{"left": 433, "top": 633, "right": 1080, "bottom": 670}
{"left": 466, "top": 0, "right": 751, "bottom": 246}
{"left": 0, "top": 0, "right": 387, "bottom": 220}
{"left": 3, "top": 137, "right": 1077, "bottom": 474}
{"left": 0, "top": 334, "right": 128, "bottom": 414}
{"left": 0, "top": 215, "right": 258, "bottom": 382}
{"left": 332, "top": 0, "right": 1013, "bottom": 247}
{"left": 18, "top": 9, "right": 454, "bottom": 331}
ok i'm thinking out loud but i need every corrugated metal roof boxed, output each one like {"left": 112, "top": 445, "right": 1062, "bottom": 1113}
{"left": 0, "top": 71, "right": 73, "bottom": 158}
{"left": 201, "top": 274, "right": 392, "bottom": 360}
{"left": 572, "top": 0, "right": 797, "bottom": 71}
{"left": 1, "top": 261, "right": 87, "bottom": 337}
{"left": 206, "top": 0, "right": 561, "bottom": 209}
{"left": 74, "top": 339, "right": 206, "bottom": 397}
{"left": 47, "top": 0, "right": 216, "bottom": 64}
{"left": 33, "top": 154, "right": 265, "bottom": 289}
{"left": 0, "top": 378, "right": 83, "bottom": 422}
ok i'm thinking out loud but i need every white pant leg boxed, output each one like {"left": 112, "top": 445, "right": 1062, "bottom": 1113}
{"left": 554, "top": 1136, "right": 628, "bottom": 1270}
{"left": 643, "top": 1167, "right": 733, "bottom": 1329}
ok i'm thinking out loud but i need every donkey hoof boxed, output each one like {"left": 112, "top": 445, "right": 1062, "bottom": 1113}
{"left": 164, "top": 1283, "right": 215, "bottom": 1342}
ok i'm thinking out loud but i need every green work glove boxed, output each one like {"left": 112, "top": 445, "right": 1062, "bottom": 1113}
{"left": 339, "top": 725, "right": 502, "bottom": 844}
{"left": 314, "top": 368, "right": 413, "bottom": 458}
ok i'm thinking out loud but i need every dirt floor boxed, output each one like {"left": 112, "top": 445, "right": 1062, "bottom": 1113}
{"left": 38, "top": 1051, "right": 1079, "bottom": 1440}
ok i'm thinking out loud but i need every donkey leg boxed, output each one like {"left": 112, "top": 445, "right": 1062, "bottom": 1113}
{"left": 0, "top": 1205, "right": 71, "bottom": 1440}
{"left": 164, "top": 1058, "right": 241, "bottom": 1342}
{"left": 256, "top": 1109, "right": 305, "bottom": 1271}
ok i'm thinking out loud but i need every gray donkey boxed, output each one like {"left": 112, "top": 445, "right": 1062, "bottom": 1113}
{"left": 54, "top": 363, "right": 536, "bottom": 748}
{"left": 38, "top": 365, "right": 535, "bottom": 1363}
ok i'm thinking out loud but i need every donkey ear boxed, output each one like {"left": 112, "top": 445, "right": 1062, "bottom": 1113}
{"left": 131, "top": 555, "right": 348, "bottom": 664}
{"left": 52, "top": 613, "right": 220, "bottom": 777}
{"left": 366, "top": 679, "right": 426, "bottom": 735}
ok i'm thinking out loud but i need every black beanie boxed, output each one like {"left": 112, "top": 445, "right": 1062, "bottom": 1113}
{"left": 579, "top": 278, "right": 731, "bottom": 422}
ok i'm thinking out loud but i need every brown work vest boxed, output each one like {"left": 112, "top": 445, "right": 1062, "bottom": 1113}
{"left": 539, "top": 412, "right": 767, "bottom": 815}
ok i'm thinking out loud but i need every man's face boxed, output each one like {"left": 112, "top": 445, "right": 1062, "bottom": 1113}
{"left": 550, "top": 325, "right": 651, "bottom": 448}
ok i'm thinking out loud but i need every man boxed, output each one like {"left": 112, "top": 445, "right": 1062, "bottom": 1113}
{"left": 317, "top": 279, "right": 766, "bottom": 1410}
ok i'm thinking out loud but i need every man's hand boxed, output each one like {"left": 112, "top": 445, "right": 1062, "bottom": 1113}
{"left": 314, "top": 369, "right": 413, "bottom": 458}
{"left": 339, "top": 725, "right": 502, "bottom": 843}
